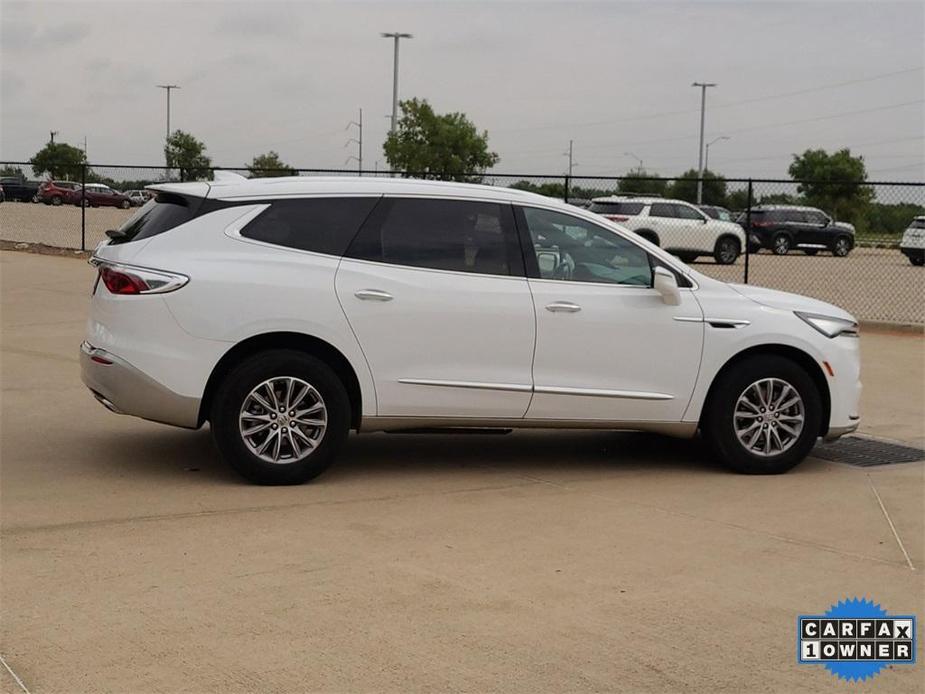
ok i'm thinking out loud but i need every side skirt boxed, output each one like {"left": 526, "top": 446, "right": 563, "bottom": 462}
{"left": 359, "top": 416, "right": 698, "bottom": 438}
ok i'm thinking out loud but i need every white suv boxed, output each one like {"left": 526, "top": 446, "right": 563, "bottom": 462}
{"left": 589, "top": 196, "right": 746, "bottom": 264}
{"left": 81, "top": 176, "right": 860, "bottom": 484}
{"left": 900, "top": 216, "right": 925, "bottom": 266}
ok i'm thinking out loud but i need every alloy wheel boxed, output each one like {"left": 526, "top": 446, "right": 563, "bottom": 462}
{"left": 238, "top": 376, "right": 327, "bottom": 464}
{"left": 733, "top": 378, "right": 804, "bottom": 457}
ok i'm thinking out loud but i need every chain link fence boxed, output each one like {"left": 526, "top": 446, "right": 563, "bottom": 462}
{"left": 1, "top": 162, "right": 922, "bottom": 324}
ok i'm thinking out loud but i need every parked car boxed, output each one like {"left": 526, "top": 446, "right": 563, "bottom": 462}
{"left": 0, "top": 176, "right": 41, "bottom": 202}
{"left": 0, "top": 184, "right": 5, "bottom": 203}
{"left": 81, "top": 177, "right": 861, "bottom": 485}
{"left": 698, "top": 205, "right": 735, "bottom": 222}
{"left": 737, "top": 205, "right": 855, "bottom": 257}
{"left": 38, "top": 180, "right": 80, "bottom": 205}
{"left": 589, "top": 196, "right": 745, "bottom": 264}
{"left": 900, "top": 215, "right": 925, "bottom": 266}
{"left": 72, "top": 184, "right": 132, "bottom": 209}
{"left": 124, "top": 189, "right": 152, "bottom": 207}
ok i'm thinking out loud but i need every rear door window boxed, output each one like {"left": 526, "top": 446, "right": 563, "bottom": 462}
{"left": 240, "top": 197, "right": 379, "bottom": 256}
{"left": 588, "top": 201, "right": 645, "bottom": 215}
{"left": 649, "top": 203, "right": 679, "bottom": 218}
{"left": 347, "top": 198, "right": 523, "bottom": 276}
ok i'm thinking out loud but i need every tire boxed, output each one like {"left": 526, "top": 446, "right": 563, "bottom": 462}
{"left": 832, "top": 236, "right": 852, "bottom": 257}
{"left": 713, "top": 236, "right": 740, "bottom": 265}
{"left": 50, "top": 195, "right": 62, "bottom": 206}
{"left": 704, "top": 355, "right": 822, "bottom": 474}
{"left": 911, "top": 255, "right": 925, "bottom": 266}
{"left": 675, "top": 252, "right": 698, "bottom": 263}
{"left": 120, "top": 199, "right": 131, "bottom": 209}
{"left": 210, "top": 350, "right": 351, "bottom": 485}
{"left": 803, "top": 249, "right": 819, "bottom": 256}
{"left": 772, "top": 233, "right": 791, "bottom": 255}
{"left": 635, "top": 230, "right": 659, "bottom": 246}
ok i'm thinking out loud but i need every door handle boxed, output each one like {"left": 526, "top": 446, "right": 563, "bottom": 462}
{"left": 545, "top": 301, "right": 581, "bottom": 313}
{"left": 355, "top": 289, "right": 393, "bottom": 302}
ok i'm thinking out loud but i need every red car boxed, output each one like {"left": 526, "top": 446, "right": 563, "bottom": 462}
{"left": 71, "top": 184, "right": 132, "bottom": 209}
{"left": 38, "top": 180, "right": 80, "bottom": 205}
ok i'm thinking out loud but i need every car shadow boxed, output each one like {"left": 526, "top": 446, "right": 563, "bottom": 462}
{"left": 87, "top": 426, "right": 727, "bottom": 485}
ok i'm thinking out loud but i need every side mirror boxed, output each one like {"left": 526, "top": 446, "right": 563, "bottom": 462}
{"left": 653, "top": 266, "right": 681, "bottom": 306}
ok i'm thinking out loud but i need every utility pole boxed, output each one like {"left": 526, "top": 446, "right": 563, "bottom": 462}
{"left": 692, "top": 81, "right": 716, "bottom": 204}
{"left": 345, "top": 108, "right": 364, "bottom": 175}
{"left": 564, "top": 139, "right": 576, "bottom": 177}
{"left": 49, "top": 130, "right": 58, "bottom": 144}
{"left": 704, "top": 135, "right": 730, "bottom": 174}
{"left": 623, "top": 151, "right": 643, "bottom": 173}
{"left": 381, "top": 32, "right": 412, "bottom": 134}
{"left": 156, "top": 84, "right": 180, "bottom": 145}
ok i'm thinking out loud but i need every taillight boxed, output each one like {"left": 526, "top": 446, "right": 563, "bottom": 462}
{"left": 92, "top": 259, "right": 188, "bottom": 295}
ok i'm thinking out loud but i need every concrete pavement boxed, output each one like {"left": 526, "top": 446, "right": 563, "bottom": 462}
{"left": 1, "top": 250, "right": 922, "bottom": 693}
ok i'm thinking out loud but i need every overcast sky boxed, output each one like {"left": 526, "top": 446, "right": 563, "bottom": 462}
{"left": 2, "top": 0, "right": 923, "bottom": 180}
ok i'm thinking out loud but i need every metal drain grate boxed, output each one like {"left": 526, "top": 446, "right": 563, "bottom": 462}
{"left": 812, "top": 436, "right": 925, "bottom": 467}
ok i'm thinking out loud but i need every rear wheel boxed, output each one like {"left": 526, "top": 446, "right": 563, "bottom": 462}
{"left": 772, "top": 233, "right": 791, "bottom": 255}
{"left": 211, "top": 350, "right": 350, "bottom": 484}
{"left": 120, "top": 199, "right": 131, "bottom": 209}
{"left": 704, "top": 355, "right": 822, "bottom": 474}
{"left": 911, "top": 255, "right": 925, "bottom": 266}
{"left": 51, "top": 195, "right": 62, "bottom": 206}
{"left": 635, "top": 230, "right": 659, "bottom": 246}
{"left": 713, "top": 237, "right": 740, "bottom": 264}
{"left": 832, "top": 236, "right": 852, "bottom": 257}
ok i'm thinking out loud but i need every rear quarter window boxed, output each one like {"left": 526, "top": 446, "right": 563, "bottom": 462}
{"left": 109, "top": 192, "right": 200, "bottom": 245}
{"left": 239, "top": 197, "right": 380, "bottom": 256}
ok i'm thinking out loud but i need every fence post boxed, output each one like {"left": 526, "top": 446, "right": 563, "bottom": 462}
{"left": 744, "top": 178, "right": 753, "bottom": 285}
{"left": 564, "top": 175, "right": 570, "bottom": 204}
{"left": 80, "top": 163, "right": 86, "bottom": 252}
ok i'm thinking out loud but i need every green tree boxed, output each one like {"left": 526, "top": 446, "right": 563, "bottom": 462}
{"left": 668, "top": 169, "right": 727, "bottom": 206}
{"left": 247, "top": 151, "right": 295, "bottom": 177}
{"left": 165, "top": 130, "right": 212, "bottom": 181}
{"left": 0, "top": 165, "right": 25, "bottom": 178}
{"left": 30, "top": 141, "right": 87, "bottom": 180}
{"left": 617, "top": 169, "right": 668, "bottom": 197}
{"left": 383, "top": 98, "right": 499, "bottom": 181}
{"left": 725, "top": 188, "right": 750, "bottom": 211}
{"left": 788, "top": 148, "right": 872, "bottom": 222}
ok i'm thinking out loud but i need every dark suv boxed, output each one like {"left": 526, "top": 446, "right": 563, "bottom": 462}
{"left": 738, "top": 205, "right": 855, "bottom": 257}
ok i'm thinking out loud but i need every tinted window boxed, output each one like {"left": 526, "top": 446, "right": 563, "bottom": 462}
{"left": 804, "top": 210, "right": 829, "bottom": 225}
{"left": 588, "top": 201, "right": 645, "bottom": 215}
{"left": 648, "top": 202, "right": 678, "bottom": 219}
{"left": 347, "top": 198, "right": 521, "bottom": 276}
{"left": 241, "top": 197, "right": 378, "bottom": 256}
{"left": 675, "top": 204, "right": 705, "bottom": 220}
{"left": 521, "top": 207, "right": 652, "bottom": 286}
{"left": 911, "top": 219, "right": 925, "bottom": 229}
{"left": 109, "top": 192, "right": 199, "bottom": 245}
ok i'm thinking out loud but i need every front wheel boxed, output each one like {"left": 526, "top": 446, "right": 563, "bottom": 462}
{"left": 910, "top": 255, "right": 925, "bottom": 266}
{"left": 210, "top": 350, "right": 350, "bottom": 484}
{"left": 704, "top": 355, "right": 822, "bottom": 474}
{"left": 832, "top": 236, "right": 852, "bottom": 257}
{"left": 713, "top": 237, "right": 740, "bottom": 265}
{"left": 50, "top": 195, "right": 62, "bottom": 206}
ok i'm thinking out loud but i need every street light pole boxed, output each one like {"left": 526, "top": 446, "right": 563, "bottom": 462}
{"left": 704, "top": 135, "right": 730, "bottom": 174}
{"left": 692, "top": 81, "right": 716, "bottom": 204}
{"left": 381, "top": 32, "right": 412, "bottom": 134}
{"left": 156, "top": 84, "right": 180, "bottom": 164}
{"left": 623, "top": 151, "right": 643, "bottom": 172}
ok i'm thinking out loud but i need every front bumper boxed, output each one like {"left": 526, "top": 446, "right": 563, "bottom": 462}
{"left": 900, "top": 246, "right": 924, "bottom": 260}
{"left": 80, "top": 341, "right": 201, "bottom": 428}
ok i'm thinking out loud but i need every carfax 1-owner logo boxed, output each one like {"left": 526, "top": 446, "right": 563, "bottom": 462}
{"left": 798, "top": 598, "right": 917, "bottom": 682}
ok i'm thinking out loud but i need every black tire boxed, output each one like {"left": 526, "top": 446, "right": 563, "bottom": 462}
{"left": 675, "top": 252, "right": 698, "bottom": 263}
{"left": 803, "top": 249, "right": 819, "bottom": 256}
{"left": 703, "top": 355, "right": 822, "bottom": 474}
{"left": 636, "top": 230, "right": 659, "bottom": 246}
{"left": 713, "top": 236, "right": 740, "bottom": 265}
{"left": 120, "top": 199, "right": 131, "bottom": 209}
{"left": 832, "top": 236, "right": 852, "bottom": 257}
{"left": 911, "top": 255, "right": 925, "bottom": 266}
{"left": 772, "top": 233, "right": 791, "bottom": 255}
{"left": 210, "top": 350, "right": 350, "bottom": 485}
{"left": 50, "top": 195, "right": 62, "bottom": 206}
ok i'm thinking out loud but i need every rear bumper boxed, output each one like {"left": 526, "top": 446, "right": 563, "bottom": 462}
{"left": 80, "top": 341, "right": 200, "bottom": 428}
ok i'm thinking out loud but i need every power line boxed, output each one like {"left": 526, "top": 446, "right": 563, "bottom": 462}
{"left": 491, "top": 66, "right": 925, "bottom": 135}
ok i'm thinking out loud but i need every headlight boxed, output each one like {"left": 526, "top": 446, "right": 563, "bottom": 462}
{"left": 795, "top": 311, "right": 859, "bottom": 338}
